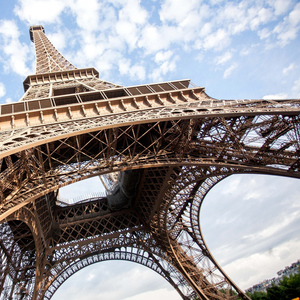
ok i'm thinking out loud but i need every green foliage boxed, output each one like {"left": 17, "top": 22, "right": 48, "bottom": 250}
{"left": 192, "top": 268, "right": 300, "bottom": 300}
{"left": 248, "top": 266, "right": 300, "bottom": 300}
{"left": 247, "top": 291, "right": 269, "bottom": 300}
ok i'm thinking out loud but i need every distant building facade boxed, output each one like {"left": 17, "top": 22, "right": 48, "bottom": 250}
{"left": 246, "top": 260, "right": 300, "bottom": 294}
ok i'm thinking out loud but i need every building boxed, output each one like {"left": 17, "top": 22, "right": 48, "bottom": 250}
{"left": 246, "top": 259, "right": 300, "bottom": 294}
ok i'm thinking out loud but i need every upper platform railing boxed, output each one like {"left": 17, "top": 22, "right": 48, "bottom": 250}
{"left": 0, "top": 78, "right": 192, "bottom": 116}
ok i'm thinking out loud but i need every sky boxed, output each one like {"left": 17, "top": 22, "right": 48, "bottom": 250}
{"left": 0, "top": 0, "right": 299, "bottom": 299}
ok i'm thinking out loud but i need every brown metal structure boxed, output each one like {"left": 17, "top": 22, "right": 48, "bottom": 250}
{"left": 0, "top": 25, "right": 299, "bottom": 300}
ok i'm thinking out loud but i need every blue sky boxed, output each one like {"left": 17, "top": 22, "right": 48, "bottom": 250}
{"left": 0, "top": 0, "right": 300, "bottom": 299}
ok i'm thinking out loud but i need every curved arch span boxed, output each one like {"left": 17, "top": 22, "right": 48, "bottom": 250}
{"left": 43, "top": 247, "right": 192, "bottom": 300}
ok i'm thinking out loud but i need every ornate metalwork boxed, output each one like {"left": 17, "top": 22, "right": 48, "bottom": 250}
{"left": 0, "top": 25, "right": 299, "bottom": 300}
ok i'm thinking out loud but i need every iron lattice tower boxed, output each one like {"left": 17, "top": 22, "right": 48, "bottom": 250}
{"left": 0, "top": 25, "right": 299, "bottom": 300}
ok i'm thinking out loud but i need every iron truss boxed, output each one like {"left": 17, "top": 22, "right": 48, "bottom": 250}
{"left": 0, "top": 26, "right": 299, "bottom": 300}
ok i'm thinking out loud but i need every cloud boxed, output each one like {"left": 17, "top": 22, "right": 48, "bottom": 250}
{"left": 0, "top": 82, "right": 6, "bottom": 97}
{"left": 201, "top": 174, "right": 300, "bottom": 267}
{"left": 114, "top": 0, "right": 149, "bottom": 52}
{"left": 0, "top": 20, "right": 32, "bottom": 76}
{"left": 150, "top": 59, "right": 177, "bottom": 82}
{"left": 258, "top": 27, "right": 272, "bottom": 39}
{"left": 289, "top": 2, "right": 300, "bottom": 26}
{"left": 273, "top": 2, "right": 300, "bottom": 46}
{"left": 47, "top": 31, "right": 67, "bottom": 51}
{"left": 150, "top": 51, "right": 178, "bottom": 82}
{"left": 159, "top": 0, "right": 202, "bottom": 27}
{"left": 8, "top": 0, "right": 299, "bottom": 87}
{"left": 14, "top": 0, "right": 68, "bottom": 24}
{"left": 227, "top": 251, "right": 290, "bottom": 286}
{"left": 203, "top": 29, "right": 230, "bottom": 51}
{"left": 119, "top": 58, "right": 146, "bottom": 81}
{"left": 223, "top": 63, "right": 237, "bottom": 78}
{"left": 273, "top": 0, "right": 293, "bottom": 16}
{"left": 283, "top": 63, "right": 295, "bottom": 75}
{"left": 250, "top": 7, "right": 274, "bottom": 31}
{"left": 263, "top": 93, "right": 288, "bottom": 99}
{"left": 52, "top": 261, "right": 181, "bottom": 300}
{"left": 123, "top": 288, "right": 180, "bottom": 300}
{"left": 154, "top": 50, "right": 173, "bottom": 64}
{"left": 117, "top": 0, "right": 149, "bottom": 26}
{"left": 138, "top": 24, "right": 182, "bottom": 54}
{"left": 223, "top": 238, "right": 300, "bottom": 290}
{"left": 68, "top": 0, "right": 101, "bottom": 32}
{"left": 215, "top": 51, "right": 232, "bottom": 65}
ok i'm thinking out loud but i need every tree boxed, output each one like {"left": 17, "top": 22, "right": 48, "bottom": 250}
{"left": 267, "top": 267, "right": 300, "bottom": 300}
{"left": 247, "top": 266, "right": 300, "bottom": 300}
{"left": 247, "top": 291, "right": 268, "bottom": 300}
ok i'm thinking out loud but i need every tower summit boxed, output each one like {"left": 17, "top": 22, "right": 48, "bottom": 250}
{"left": 0, "top": 26, "right": 299, "bottom": 300}
{"left": 29, "top": 25, "right": 76, "bottom": 74}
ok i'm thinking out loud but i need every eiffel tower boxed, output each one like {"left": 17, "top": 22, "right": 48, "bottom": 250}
{"left": 0, "top": 25, "right": 299, "bottom": 300}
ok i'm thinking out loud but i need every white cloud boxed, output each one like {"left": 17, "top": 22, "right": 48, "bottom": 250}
{"left": 288, "top": 2, "right": 300, "bottom": 27}
{"left": 118, "top": 58, "right": 146, "bottom": 81}
{"left": 138, "top": 24, "right": 182, "bottom": 54}
{"left": 0, "top": 20, "right": 32, "bottom": 76}
{"left": 14, "top": 0, "right": 68, "bottom": 24}
{"left": 199, "top": 22, "right": 213, "bottom": 38}
{"left": 117, "top": 0, "right": 148, "bottom": 26}
{"left": 223, "top": 239, "right": 300, "bottom": 290}
{"left": 253, "top": 212, "right": 300, "bottom": 240}
{"left": 258, "top": 27, "right": 271, "bottom": 39}
{"left": 93, "top": 49, "right": 123, "bottom": 78}
{"left": 0, "top": 82, "right": 6, "bottom": 97}
{"left": 219, "top": 3, "right": 249, "bottom": 34}
{"left": 239, "top": 43, "right": 259, "bottom": 56}
{"left": 154, "top": 50, "right": 173, "bottom": 64}
{"left": 273, "top": 2, "right": 300, "bottom": 46}
{"left": 283, "top": 63, "right": 295, "bottom": 75}
{"left": 203, "top": 29, "right": 230, "bottom": 51}
{"left": 215, "top": 51, "right": 232, "bottom": 65}
{"left": 273, "top": 0, "right": 293, "bottom": 16}
{"left": 159, "top": 0, "right": 201, "bottom": 26}
{"left": 150, "top": 60, "right": 177, "bottom": 82}
{"left": 128, "top": 64, "right": 146, "bottom": 81}
{"left": 124, "top": 288, "right": 180, "bottom": 300}
{"left": 69, "top": 0, "right": 101, "bottom": 32}
{"left": 201, "top": 174, "right": 300, "bottom": 292}
{"left": 150, "top": 52, "right": 178, "bottom": 82}
{"left": 263, "top": 93, "right": 288, "bottom": 99}
{"left": 223, "top": 63, "right": 237, "bottom": 78}
{"left": 52, "top": 260, "right": 181, "bottom": 300}
{"left": 250, "top": 7, "right": 274, "bottom": 30}
{"left": 47, "top": 31, "right": 67, "bottom": 51}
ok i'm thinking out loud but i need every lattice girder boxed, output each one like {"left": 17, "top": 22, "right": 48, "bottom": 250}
{"left": 143, "top": 167, "right": 240, "bottom": 299}
{"left": 0, "top": 203, "right": 47, "bottom": 300}
{"left": 34, "top": 165, "right": 249, "bottom": 300}
{"left": 1, "top": 92, "right": 299, "bottom": 151}
{"left": 160, "top": 168, "right": 243, "bottom": 299}
{"left": 1, "top": 113, "right": 299, "bottom": 222}
{"left": 30, "top": 26, "right": 76, "bottom": 74}
{"left": 39, "top": 227, "right": 195, "bottom": 299}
